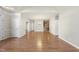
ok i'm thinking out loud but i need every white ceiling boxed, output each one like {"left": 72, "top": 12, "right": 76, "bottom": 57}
{"left": 1, "top": 6, "right": 79, "bottom": 14}
{"left": 1, "top": 6, "right": 58, "bottom": 13}
{"left": 1, "top": 6, "right": 79, "bottom": 19}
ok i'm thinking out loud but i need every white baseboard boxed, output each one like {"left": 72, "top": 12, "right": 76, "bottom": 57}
{"left": 59, "top": 36, "right": 79, "bottom": 49}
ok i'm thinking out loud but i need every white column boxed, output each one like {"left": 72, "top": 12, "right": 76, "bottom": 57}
{"left": 55, "top": 14, "right": 59, "bottom": 36}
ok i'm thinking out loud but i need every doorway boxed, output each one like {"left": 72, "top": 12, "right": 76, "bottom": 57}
{"left": 43, "top": 20, "right": 49, "bottom": 32}
{"left": 26, "top": 20, "right": 49, "bottom": 32}
{"left": 26, "top": 20, "right": 34, "bottom": 32}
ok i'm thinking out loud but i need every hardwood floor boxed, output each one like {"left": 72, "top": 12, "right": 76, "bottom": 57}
{"left": 0, "top": 32, "right": 79, "bottom": 52}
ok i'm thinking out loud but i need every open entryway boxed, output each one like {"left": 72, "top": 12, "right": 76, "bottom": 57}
{"left": 43, "top": 20, "right": 49, "bottom": 32}
{"left": 26, "top": 20, "right": 34, "bottom": 32}
{"left": 26, "top": 19, "right": 49, "bottom": 32}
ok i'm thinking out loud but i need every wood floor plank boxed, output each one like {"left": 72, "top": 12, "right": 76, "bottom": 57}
{"left": 0, "top": 32, "right": 79, "bottom": 52}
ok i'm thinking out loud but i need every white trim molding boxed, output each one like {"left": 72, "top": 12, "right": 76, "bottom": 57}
{"left": 59, "top": 36, "right": 79, "bottom": 49}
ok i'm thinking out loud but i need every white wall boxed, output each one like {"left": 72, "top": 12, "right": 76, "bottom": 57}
{"left": 49, "top": 15, "right": 58, "bottom": 35}
{"left": 59, "top": 7, "right": 79, "bottom": 48}
{"left": 11, "top": 13, "right": 26, "bottom": 37}
{"left": 0, "top": 8, "right": 11, "bottom": 40}
{"left": 0, "top": 10, "right": 26, "bottom": 39}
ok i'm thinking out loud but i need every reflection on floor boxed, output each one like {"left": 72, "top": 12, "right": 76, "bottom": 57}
{"left": 0, "top": 32, "right": 79, "bottom": 52}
